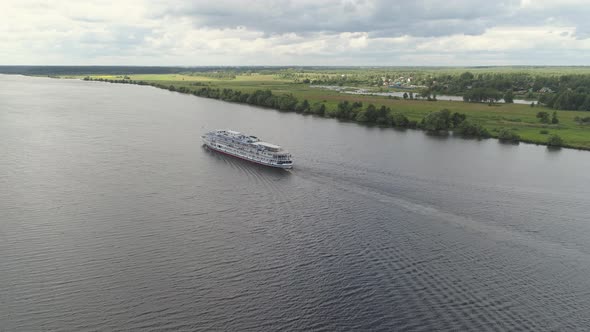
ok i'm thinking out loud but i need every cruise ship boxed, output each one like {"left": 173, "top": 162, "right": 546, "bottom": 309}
{"left": 202, "top": 129, "right": 293, "bottom": 169}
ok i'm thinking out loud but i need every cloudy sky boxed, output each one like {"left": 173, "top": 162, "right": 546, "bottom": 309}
{"left": 2, "top": 0, "right": 590, "bottom": 66}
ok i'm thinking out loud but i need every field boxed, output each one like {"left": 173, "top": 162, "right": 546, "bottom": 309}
{"left": 71, "top": 72, "right": 590, "bottom": 150}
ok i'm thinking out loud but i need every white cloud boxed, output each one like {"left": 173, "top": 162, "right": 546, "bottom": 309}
{"left": 1, "top": 0, "right": 590, "bottom": 65}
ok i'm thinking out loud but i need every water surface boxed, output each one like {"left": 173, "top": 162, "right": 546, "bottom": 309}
{"left": 311, "top": 85, "right": 534, "bottom": 104}
{"left": 1, "top": 75, "right": 590, "bottom": 331}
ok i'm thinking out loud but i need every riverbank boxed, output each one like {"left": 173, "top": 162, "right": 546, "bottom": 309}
{"left": 64, "top": 73, "right": 590, "bottom": 150}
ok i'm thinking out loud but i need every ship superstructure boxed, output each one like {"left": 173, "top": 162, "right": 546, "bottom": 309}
{"left": 202, "top": 130, "right": 293, "bottom": 169}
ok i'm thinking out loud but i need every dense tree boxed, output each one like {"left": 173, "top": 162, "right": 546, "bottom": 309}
{"left": 454, "top": 120, "right": 490, "bottom": 138}
{"left": 355, "top": 109, "right": 369, "bottom": 122}
{"left": 374, "top": 106, "right": 388, "bottom": 124}
{"left": 308, "top": 102, "right": 326, "bottom": 116}
{"left": 460, "top": 71, "right": 474, "bottom": 80}
{"left": 451, "top": 112, "right": 467, "bottom": 127}
{"left": 553, "top": 90, "right": 572, "bottom": 110}
{"left": 579, "top": 95, "right": 590, "bottom": 111}
{"left": 421, "top": 109, "right": 452, "bottom": 132}
{"left": 421, "top": 71, "right": 590, "bottom": 111}
{"left": 463, "top": 88, "right": 502, "bottom": 103}
{"left": 365, "top": 104, "right": 378, "bottom": 123}
{"left": 551, "top": 111, "right": 559, "bottom": 124}
{"left": 295, "top": 99, "right": 310, "bottom": 113}
{"left": 503, "top": 89, "right": 514, "bottom": 103}
{"left": 547, "top": 134, "right": 564, "bottom": 146}
{"left": 387, "top": 113, "right": 410, "bottom": 127}
{"left": 335, "top": 101, "right": 352, "bottom": 119}
{"left": 536, "top": 111, "right": 550, "bottom": 123}
{"left": 498, "top": 128, "right": 521, "bottom": 142}
{"left": 420, "top": 88, "right": 432, "bottom": 100}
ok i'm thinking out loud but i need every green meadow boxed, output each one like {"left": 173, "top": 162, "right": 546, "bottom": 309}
{"left": 74, "top": 72, "right": 590, "bottom": 150}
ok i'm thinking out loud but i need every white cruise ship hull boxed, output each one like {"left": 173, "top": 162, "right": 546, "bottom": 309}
{"left": 202, "top": 138, "right": 293, "bottom": 169}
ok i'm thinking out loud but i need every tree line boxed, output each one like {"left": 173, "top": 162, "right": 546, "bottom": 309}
{"left": 428, "top": 71, "right": 590, "bottom": 111}
{"left": 303, "top": 69, "right": 590, "bottom": 111}
{"left": 538, "top": 88, "right": 590, "bottom": 111}
{"left": 84, "top": 77, "right": 565, "bottom": 146}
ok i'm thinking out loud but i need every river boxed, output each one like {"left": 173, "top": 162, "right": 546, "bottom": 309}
{"left": 1, "top": 75, "right": 590, "bottom": 331}
{"left": 311, "top": 85, "right": 535, "bottom": 104}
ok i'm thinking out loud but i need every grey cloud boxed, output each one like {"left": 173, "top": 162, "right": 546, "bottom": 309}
{"left": 4, "top": 0, "right": 590, "bottom": 65}
{"left": 152, "top": 0, "right": 590, "bottom": 43}
{"left": 157, "top": 0, "right": 521, "bottom": 37}
{"left": 59, "top": 26, "right": 158, "bottom": 59}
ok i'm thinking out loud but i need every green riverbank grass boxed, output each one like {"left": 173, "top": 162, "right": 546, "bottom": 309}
{"left": 73, "top": 73, "right": 590, "bottom": 150}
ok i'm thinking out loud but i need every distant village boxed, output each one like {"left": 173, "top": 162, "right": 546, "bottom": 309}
{"left": 380, "top": 76, "right": 424, "bottom": 89}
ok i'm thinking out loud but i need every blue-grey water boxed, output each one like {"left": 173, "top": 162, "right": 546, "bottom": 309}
{"left": 2, "top": 74, "right": 590, "bottom": 331}
{"left": 311, "top": 85, "right": 534, "bottom": 104}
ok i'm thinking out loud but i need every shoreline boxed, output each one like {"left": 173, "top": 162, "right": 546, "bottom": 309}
{"left": 32, "top": 74, "right": 590, "bottom": 152}
{"left": 77, "top": 75, "right": 590, "bottom": 151}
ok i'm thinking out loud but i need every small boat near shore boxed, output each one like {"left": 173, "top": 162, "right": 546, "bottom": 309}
{"left": 202, "top": 129, "right": 293, "bottom": 169}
